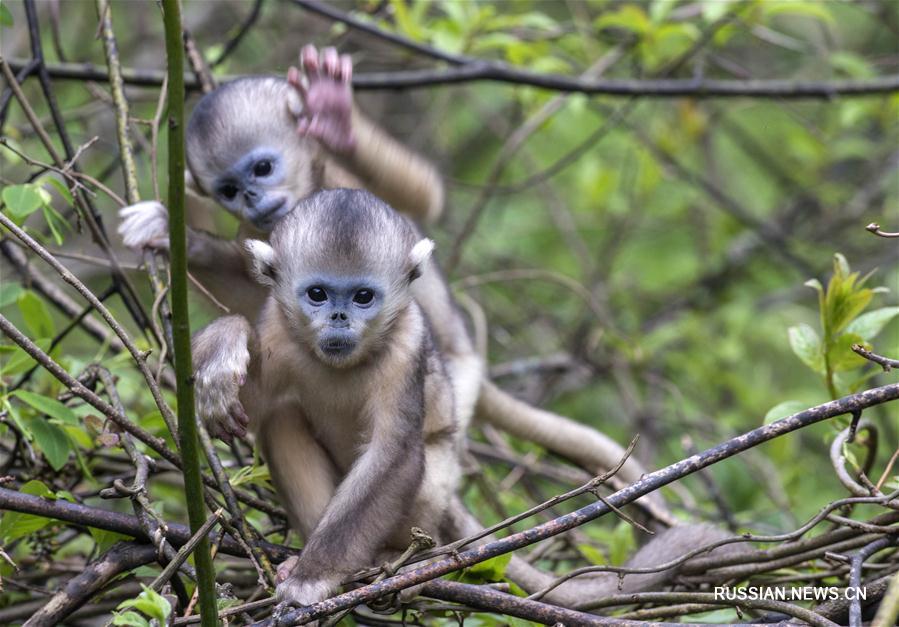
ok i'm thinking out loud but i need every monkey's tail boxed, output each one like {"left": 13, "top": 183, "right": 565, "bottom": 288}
{"left": 475, "top": 380, "right": 675, "bottom": 524}
{"left": 446, "top": 501, "right": 729, "bottom": 609}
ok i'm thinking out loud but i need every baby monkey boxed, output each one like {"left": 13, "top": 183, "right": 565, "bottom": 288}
{"left": 193, "top": 189, "right": 462, "bottom": 605}
{"left": 194, "top": 189, "right": 736, "bottom": 609}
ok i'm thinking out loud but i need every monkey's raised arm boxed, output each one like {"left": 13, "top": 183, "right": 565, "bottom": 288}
{"left": 331, "top": 110, "right": 445, "bottom": 225}
{"left": 278, "top": 400, "right": 426, "bottom": 604}
{"left": 289, "top": 45, "right": 445, "bottom": 225}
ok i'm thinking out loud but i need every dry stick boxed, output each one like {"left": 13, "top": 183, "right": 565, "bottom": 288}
{"left": 8, "top": 54, "right": 899, "bottom": 98}
{"left": 853, "top": 343, "right": 899, "bottom": 371}
{"left": 422, "top": 580, "right": 653, "bottom": 627}
{"left": 0, "top": 486, "right": 295, "bottom": 562}
{"left": 258, "top": 382, "right": 899, "bottom": 626}
{"left": 579, "top": 591, "right": 837, "bottom": 627}
{"left": 849, "top": 536, "right": 898, "bottom": 627}
{"left": 0, "top": 211, "right": 179, "bottom": 437}
{"left": 0, "top": 313, "right": 284, "bottom": 518}
{"left": 91, "top": 366, "right": 196, "bottom": 586}
{"left": 197, "top": 423, "right": 277, "bottom": 587}
{"left": 866, "top": 223, "right": 899, "bottom": 238}
{"left": 95, "top": 0, "right": 177, "bottom": 378}
{"left": 150, "top": 508, "right": 224, "bottom": 591}
{"left": 20, "top": 542, "right": 158, "bottom": 627}
{"left": 873, "top": 571, "right": 899, "bottom": 627}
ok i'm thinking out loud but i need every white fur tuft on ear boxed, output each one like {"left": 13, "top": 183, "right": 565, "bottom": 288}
{"left": 245, "top": 239, "right": 277, "bottom": 286}
{"left": 407, "top": 238, "right": 434, "bottom": 282}
{"left": 409, "top": 238, "right": 435, "bottom": 267}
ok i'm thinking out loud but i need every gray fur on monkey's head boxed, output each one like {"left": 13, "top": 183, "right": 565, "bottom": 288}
{"left": 186, "top": 77, "right": 318, "bottom": 230}
{"left": 246, "top": 189, "right": 433, "bottom": 366}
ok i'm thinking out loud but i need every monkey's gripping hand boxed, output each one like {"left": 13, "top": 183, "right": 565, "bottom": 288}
{"left": 191, "top": 316, "right": 254, "bottom": 442}
{"left": 287, "top": 44, "right": 356, "bottom": 155}
{"left": 118, "top": 201, "right": 170, "bottom": 252}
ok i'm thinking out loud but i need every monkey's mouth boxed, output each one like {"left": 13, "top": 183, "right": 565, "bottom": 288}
{"left": 250, "top": 198, "right": 289, "bottom": 230}
{"left": 319, "top": 336, "right": 358, "bottom": 359}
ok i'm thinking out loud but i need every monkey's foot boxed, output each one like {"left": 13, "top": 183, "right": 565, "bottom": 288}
{"left": 275, "top": 555, "right": 300, "bottom": 584}
{"left": 287, "top": 44, "right": 355, "bottom": 155}
{"left": 276, "top": 575, "right": 335, "bottom": 607}
{"left": 118, "top": 201, "right": 170, "bottom": 251}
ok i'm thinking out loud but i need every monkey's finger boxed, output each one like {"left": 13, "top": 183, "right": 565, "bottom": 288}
{"left": 231, "top": 402, "right": 251, "bottom": 428}
{"left": 322, "top": 47, "right": 339, "bottom": 77}
{"left": 287, "top": 66, "right": 307, "bottom": 99}
{"left": 339, "top": 54, "right": 352, "bottom": 84}
{"left": 301, "top": 44, "right": 319, "bottom": 77}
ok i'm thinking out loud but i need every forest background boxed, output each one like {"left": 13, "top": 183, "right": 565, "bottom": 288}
{"left": 0, "top": 0, "right": 898, "bottom": 625}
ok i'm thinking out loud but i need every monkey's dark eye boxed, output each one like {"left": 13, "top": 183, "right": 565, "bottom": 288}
{"left": 219, "top": 184, "right": 239, "bottom": 200}
{"left": 253, "top": 160, "right": 273, "bottom": 177}
{"left": 307, "top": 286, "right": 327, "bottom": 303}
{"left": 353, "top": 289, "right": 374, "bottom": 305}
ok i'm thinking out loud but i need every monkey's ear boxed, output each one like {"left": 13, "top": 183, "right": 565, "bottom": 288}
{"left": 245, "top": 239, "right": 278, "bottom": 287}
{"left": 407, "top": 238, "right": 434, "bottom": 282}
{"left": 185, "top": 169, "right": 207, "bottom": 198}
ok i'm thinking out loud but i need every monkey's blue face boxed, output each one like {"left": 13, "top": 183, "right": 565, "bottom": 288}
{"left": 214, "top": 148, "right": 292, "bottom": 231}
{"left": 296, "top": 275, "right": 385, "bottom": 366}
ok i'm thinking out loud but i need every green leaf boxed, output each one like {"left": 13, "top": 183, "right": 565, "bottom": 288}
{"left": 0, "top": 1, "right": 13, "bottom": 27}
{"left": 117, "top": 586, "right": 172, "bottom": 623}
{"left": 41, "top": 177, "right": 75, "bottom": 205}
{"left": 595, "top": 6, "right": 650, "bottom": 35}
{"left": 17, "top": 290, "right": 55, "bottom": 338}
{"left": 788, "top": 324, "right": 824, "bottom": 373}
{"left": 26, "top": 416, "right": 71, "bottom": 471}
{"left": 830, "top": 52, "right": 875, "bottom": 79}
{"left": 42, "top": 202, "right": 70, "bottom": 246}
{"left": 762, "top": 1, "right": 834, "bottom": 25}
{"left": 0, "top": 282, "right": 23, "bottom": 308}
{"left": 2, "top": 184, "right": 44, "bottom": 222}
{"left": 0, "top": 480, "right": 53, "bottom": 542}
{"left": 828, "top": 333, "right": 870, "bottom": 372}
{"left": 764, "top": 400, "right": 807, "bottom": 425}
{"left": 466, "top": 553, "right": 511, "bottom": 581}
{"left": 578, "top": 543, "right": 608, "bottom": 565}
{"left": 12, "top": 390, "right": 79, "bottom": 425}
{"left": 90, "top": 528, "right": 136, "bottom": 554}
{"left": 845, "top": 307, "right": 899, "bottom": 342}
{"left": 0, "top": 339, "right": 51, "bottom": 376}
{"left": 608, "top": 521, "right": 636, "bottom": 566}
{"left": 111, "top": 611, "right": 150, "bottom": 627}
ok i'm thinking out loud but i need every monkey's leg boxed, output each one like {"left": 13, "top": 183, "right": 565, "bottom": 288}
{"left": 276, "top": 412, "right": 425, "bottom": 606}
{"left": 257, "top": 408, "right": 339, "bottom": 541}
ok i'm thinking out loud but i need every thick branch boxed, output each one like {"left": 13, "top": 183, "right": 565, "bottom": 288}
{"left": 262, "top": 382, "right": 899, "bottom": 625}
{"left": 6, "top": 56, "right": 899, "bottom": 98}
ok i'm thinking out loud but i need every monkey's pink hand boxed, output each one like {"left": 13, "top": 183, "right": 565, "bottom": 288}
{"left": 118, "top": 201, "right": 170, "bottom": 252}
{"left": 287, "top": 45, "right": 355, "bottom": 155}
{"left": 193, "top": 325, "right": 252, "bottom": 443}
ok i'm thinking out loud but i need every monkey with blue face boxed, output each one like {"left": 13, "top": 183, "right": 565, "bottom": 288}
{"left": 193, "top": 189, "right": 734, "bottom": 609}
{"left": 119, "top": 46, "right": 666, "bottom": 511}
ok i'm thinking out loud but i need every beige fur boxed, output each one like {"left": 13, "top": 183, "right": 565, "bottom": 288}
{"left": 119, "top": 71, "right": 666, "bottom": 521}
